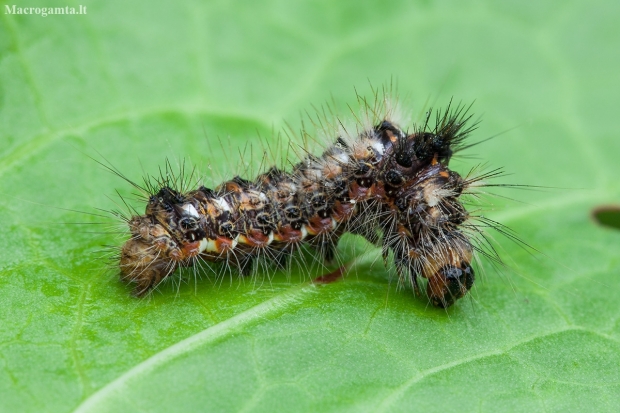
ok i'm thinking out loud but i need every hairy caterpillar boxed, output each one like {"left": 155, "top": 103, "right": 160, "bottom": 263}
{"left": 116, "top": 91, "right": 509, "bottom": 308}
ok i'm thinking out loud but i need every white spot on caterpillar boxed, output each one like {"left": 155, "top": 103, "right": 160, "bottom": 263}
{"left": 371, "top": 141, "right": 385, "bottom": 155}
{"left": 182, "top": 204, "right": 199, "bottom": 218}
{"left": 198, "top": 238, "right": 209, "bottom": 253}
{"left": 334, "top": 152, "right": 350, "bottom": 164}
{"left": 426, "top": 191, "right": 440, "bottom": 207}
{"left": 213, "top": 198, "right": 231, "bottom": 212}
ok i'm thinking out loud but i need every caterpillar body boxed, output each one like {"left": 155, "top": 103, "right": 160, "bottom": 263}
{"left": 119, "top": 94, "right": 495, "bottom": 308}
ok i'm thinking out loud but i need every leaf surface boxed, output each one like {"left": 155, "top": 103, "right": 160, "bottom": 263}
{"left": 1, "top": 1, "right": 619, "bottom": 412}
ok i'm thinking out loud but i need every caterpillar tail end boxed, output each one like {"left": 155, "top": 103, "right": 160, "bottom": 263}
{"left": 119, "top": 237, "right": 175, "bottom": 297}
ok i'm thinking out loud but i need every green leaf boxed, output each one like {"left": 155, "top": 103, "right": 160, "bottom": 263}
{"left": 1, "top": 1, "right": 620, "bottom": 412}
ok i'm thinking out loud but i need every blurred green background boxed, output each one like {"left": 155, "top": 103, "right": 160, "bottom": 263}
{"left": 1, "top": 0, "right": 620, "bottom": 412}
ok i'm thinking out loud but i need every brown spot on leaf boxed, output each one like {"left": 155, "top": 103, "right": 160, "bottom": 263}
{"left": 592, "top": 205, "right": 620, "bottom": 230}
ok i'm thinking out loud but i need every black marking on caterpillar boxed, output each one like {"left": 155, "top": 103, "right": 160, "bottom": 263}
{"left": 109, "top": 89, "right": 521, "bottom": 308}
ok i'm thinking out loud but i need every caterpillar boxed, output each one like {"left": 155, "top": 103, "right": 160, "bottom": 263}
{"left": 116, "top": 91, "right": 507, "bottom": 308}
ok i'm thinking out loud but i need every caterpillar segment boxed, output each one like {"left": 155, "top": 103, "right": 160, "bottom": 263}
{"left": 120, "top": 104, "right": 479, "bottom": 307}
